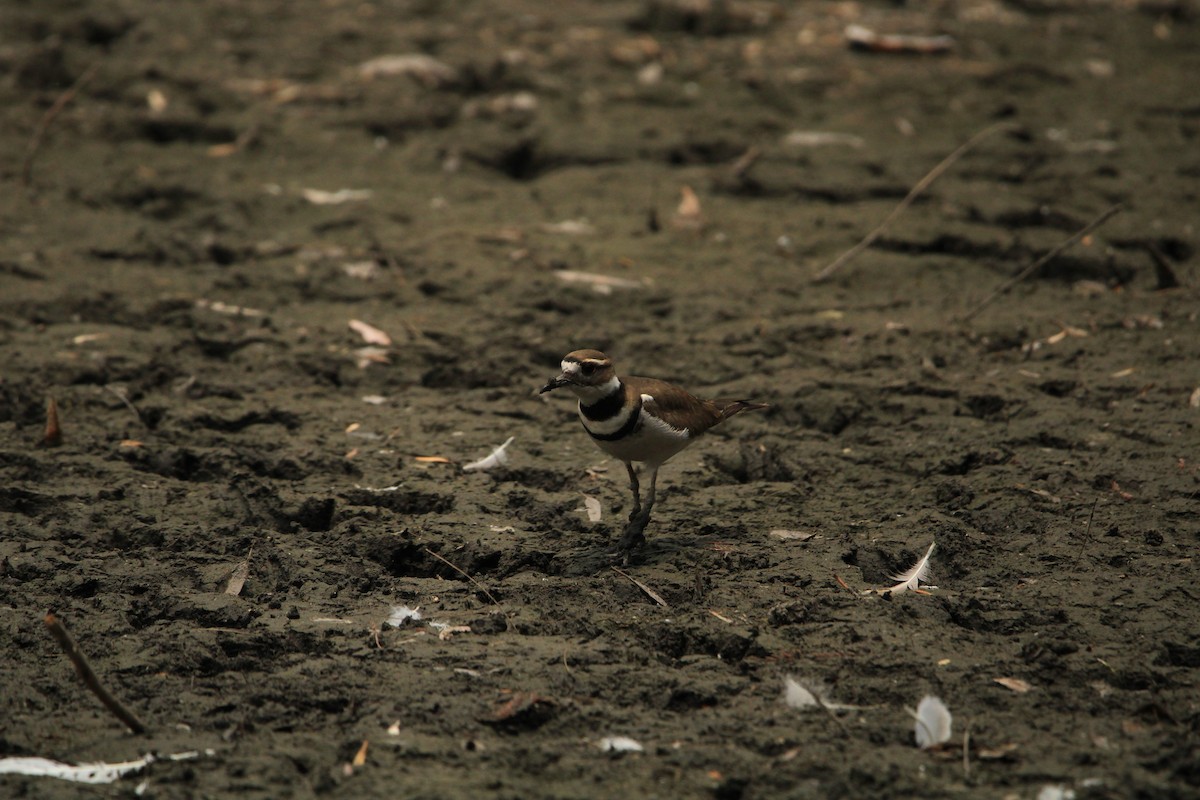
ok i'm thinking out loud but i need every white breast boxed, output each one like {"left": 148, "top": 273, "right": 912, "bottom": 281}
{"left": 588, "top": 407, "right": 693, "bottom": 466}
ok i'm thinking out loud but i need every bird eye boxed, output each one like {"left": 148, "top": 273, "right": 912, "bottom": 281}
{"left": 580, "top": 363, "right": 597, "bottom": 376}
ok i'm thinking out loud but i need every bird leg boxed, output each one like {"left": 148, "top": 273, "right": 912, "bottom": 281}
{"left": 624, "top": 462, "right": 641, "bottom": 521}
{"left": 617, "top": 465, "right": 658, "bottom": 553}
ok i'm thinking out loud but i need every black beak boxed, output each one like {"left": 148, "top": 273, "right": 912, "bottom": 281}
{"left": 539, "top": 375, "right": 570, "bottom": 394}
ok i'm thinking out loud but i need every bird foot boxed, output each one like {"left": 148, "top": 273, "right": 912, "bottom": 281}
{"left": 616, "top": 513, "right": 650, "bottom": 554}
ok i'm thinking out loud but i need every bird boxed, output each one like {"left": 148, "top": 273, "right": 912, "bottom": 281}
{"left": 540, "top": 349, "right": 767, "bottom": 553}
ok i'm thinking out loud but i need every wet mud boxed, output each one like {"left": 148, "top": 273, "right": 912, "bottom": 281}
{"left": 2, "top": 0, "right": 1198, "bottom": 797}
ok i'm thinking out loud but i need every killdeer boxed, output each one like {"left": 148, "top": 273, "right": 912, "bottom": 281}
{"left": 540, "top": 350, "right": 767, "bottom": 552}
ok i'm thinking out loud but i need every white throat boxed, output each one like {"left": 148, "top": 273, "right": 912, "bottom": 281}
{"left": 568, "top": 375, "right": 620, "bottom": 405}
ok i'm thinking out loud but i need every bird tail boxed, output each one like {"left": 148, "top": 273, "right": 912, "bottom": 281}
{"left": 717, "top": 399, "right": 769, "bottom": 420}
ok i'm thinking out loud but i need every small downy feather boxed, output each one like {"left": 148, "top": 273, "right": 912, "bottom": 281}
{"left": 867, "top": 541, "right": 935, "bottom": 595}
{"left": 783, "top": 676, "right": 863, "bottom": 712}
{"left": 462, "top": 436, "right": 514, "bottom": 472}
{"left": 914, "top": 695, "right": 953, "bottom": 748}
{"left": 783, "top": 676, "right": 821, "bottom": 709}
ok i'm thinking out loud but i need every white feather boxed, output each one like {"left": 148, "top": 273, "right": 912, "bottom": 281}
{"left": 890, "top": 540, "right": 935, "bottom": 590}
{"left": 386, "top": 605, "right": 422, "bottom": 626}
{"left": 462, "top": 436, "right": 514, "bottom": 472}
{"left": 597, "top": 736, "right": 644, "bottom": 753}
{"left": 783, "top": 676, "right": 820, "bottom": 709}
{"left": 783, "top": 675, "right": 864, "bottom": 712}
{"left": 0, "top": 751, "right": 205, "bottom": 784}
{"left": 914, "top": 695, "right": 953, "bottom": 748}
{"left": 866, "top": 541, "right": 936, "bottom": 595}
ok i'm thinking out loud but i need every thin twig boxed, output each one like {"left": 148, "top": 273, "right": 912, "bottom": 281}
{"left": 44, "top": 613, "right": 147, "bottom": 734}
{"left": 963, "top": 724, "right": 972, "bottom": 778}
{"left": 961, "top": 204, "right": 1123, "bottom": 321}
{"left": 1146, "top": 242, "right": 1182, "bottom": 290}
{"left": 22, "top": 61, "right": 103, "bottom": 190}
{"left": 423, "top": 548, "right": 513, "bottom": 630}
{"left": 813, "top": 121, "right": 1019, "bottom": 282}
{"left": 1076, "top": 497, "right": 1101, "bottom": 559}
{"left": 610, "top": 566, "right": 669, "bottom": 607}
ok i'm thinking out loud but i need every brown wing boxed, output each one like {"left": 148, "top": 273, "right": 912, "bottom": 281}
{"left": 626, "top": 377, "right": 725, "bottom": 436}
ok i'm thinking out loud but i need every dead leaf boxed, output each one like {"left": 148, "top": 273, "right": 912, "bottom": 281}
{"left": 436, "top": 624, "right": 471, "bottom": 641}
{"left": 582, "top": 495, "right": 602, "bottom": 522}
{"left": 225, "top": 552, "right": 251, "bottom": 596}
{"left": 845, "top": 24, "right": 955, "bottom": 54}
{"left": 770, "top": 529, "right": 816, "bottom": 541}
{"left": 1189, "top": 387, "right": 1200, "bottom": 409}
{"left": 671, "top": 185, "right": 704, "bottom": 232}
{"left": 677, "top": 185, "right": 701, "bottom": 217}
{"left": 976, "top": 743, "right": 1019, "bottom": 760}
{"left": 43, "top": 397, "right": 62, "bottom": 447}
{"left": 709, "top": 609, "right": 733, "bottom": 623}
{"left": 195, "top": 299, "right": 266, "bottom": 318}
{"left": 146, "top": 89, "right": 168, "bottom": 113}
{"left": 302, "top": 188, "right": 372, "bottom": 205}
{"left": 352, "top": 739, "right": 369, "bottom": 767}
{"left": 1024, "top": 486, "right": 1062, "bottom": 504}
{"left": 554, "top": 270, "right": 645, "bottom": 293}
{"left": 541, "top": 219, "right": 595, "bottom": 236}
{"left": 207, "top": 142, "right": 240, "bottom": 158}
{"left": 782, "top": 131, "right": 865, "bottom": 149}
{"left": 119, "top": 439, "right": 143, "bottom": 448}
{"left": 994, "top": 677, "right": 1032, "bottom": 693}
{"left": 488, "top": 692, "right": 556, "bottom": 728}
{"left": 415, "top": 455, "right": 452, "bottom": 464}
{"left": 353, "top": 346, "right": 391, "bottom": 368}
{"left": 1045, "top": 323, "right": 1088, "bottom": 344}
{"left": 349, "top": 319, "right": 392, "bottom": 346}
{"left": 358, "top": 54, "right": 457, "bottom": 87}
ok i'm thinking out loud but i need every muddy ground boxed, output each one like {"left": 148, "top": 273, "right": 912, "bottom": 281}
{"left": 2, "top": 0, "right": 1198, "bottom": 797}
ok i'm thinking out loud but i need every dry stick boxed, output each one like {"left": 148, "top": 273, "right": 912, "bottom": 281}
{"left": 961, "top": 204, "right": 1123, "bottom": 321}
{"left": 1076, "top": 497, "right": 1101, "bottom": 559}
{"left": 813, "top": 121, "right": 1020, "bottom": 282}
{"left": 21, "top": 61, "right": 103, "bottom": 190}
{"left": 43, "top": 613, "right": 147, "bottom": 734}
{"left": 610, "top": 566, "right": 669, "bottom": 608}
{"left": 422, "top": 548, "right": 513, "bottom": 630}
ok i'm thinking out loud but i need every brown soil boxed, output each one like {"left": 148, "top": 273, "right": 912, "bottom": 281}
{"left": 2, "top": 1, "right": 1198, "bottom": 797}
